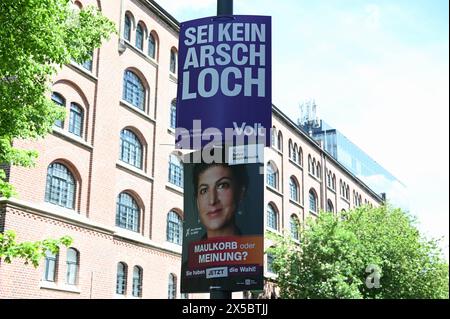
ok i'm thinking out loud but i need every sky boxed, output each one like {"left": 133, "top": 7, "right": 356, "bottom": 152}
{"left": 155, "top": 0, "right": 449, "bottom": 259}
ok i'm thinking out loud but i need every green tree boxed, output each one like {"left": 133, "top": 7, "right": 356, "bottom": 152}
{"left": 0, "top": 0, "right": 116, "bottom": 264}
{"left": 0, "top": 0, "right": 116, "bottom": 197}
{"left": 268, "top": 205, "right": 449, "bottom": 299}
{"left": 0, "top": 230, "right": 72, "bottom": 267}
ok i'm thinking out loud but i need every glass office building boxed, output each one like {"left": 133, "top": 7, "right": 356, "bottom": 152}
{"left": 300, "top": 119, "right": 407, "bottom": 207}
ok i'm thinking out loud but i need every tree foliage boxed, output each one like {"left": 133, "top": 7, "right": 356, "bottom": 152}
{"left": 0, "top": 0, "right": 116, "bottom": 197}
{"left": 0, "top": 230, "right": 72, "bottom": 267}
{"left": 268, "top": 205, "right": 449, "bottom": 299}
{"left": 0, "top": 0, "right": 116, "bottom": 266}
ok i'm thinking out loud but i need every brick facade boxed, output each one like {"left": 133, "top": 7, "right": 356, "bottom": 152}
{"left": 0, "top": 0, "right": 381, "bottom": 299}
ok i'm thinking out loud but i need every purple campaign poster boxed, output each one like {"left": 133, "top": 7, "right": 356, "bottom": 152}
{"left": 176, "top": 15, "right": 272, "bottom": 149}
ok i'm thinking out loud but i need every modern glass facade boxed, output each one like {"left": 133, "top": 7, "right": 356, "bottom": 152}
{"left": 300, "top": 120, "right": 405, "bottom": 201}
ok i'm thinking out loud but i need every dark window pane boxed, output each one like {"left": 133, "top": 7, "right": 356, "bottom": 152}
{"left": 170, "top": 50, "right": 177, "bottom": 73}
{"left": 132, "top": 266, "right": 142, "bottom": 297}
{"left": 69, "top": 103, "right": 83, "bottom": 137}
{"left": 116, "top": 262, "right": 127, "bottom": 295}
{"left": 148, "top": 34, "right": 156, "bottom": 58}
{"left": 124, "top": 15, "right": 131, "bottom": 41}
{"left": 136, "top": 24, "right": 143, "bottom": 50}
{"left": 51, "top": 92, "right": 65, "bottom": 128}
{"left": 170, "top": 100, "right": 176, "bottom": 129}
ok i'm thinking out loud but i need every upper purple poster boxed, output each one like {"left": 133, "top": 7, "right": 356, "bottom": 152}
{"left": 176, "top": 15, "right": 272, "bottom": 150}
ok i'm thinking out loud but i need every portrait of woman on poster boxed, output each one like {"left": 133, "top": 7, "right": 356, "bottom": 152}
{"left": 193, "top": 161, "right": 248, "bottom": 239}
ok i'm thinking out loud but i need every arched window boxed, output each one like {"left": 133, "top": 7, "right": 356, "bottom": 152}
{"left": 316, "top": 163, "right": 321, "bottom": 179}
{"left": 170, "top": 99, "right": 177, "bottom": 129}
{"left": 271, "top": 127, "right": 276, "bottom": 147}
{"left": 148, "top": 33, "right": 156, "bottom": 59}
{"left": 266, "top": 162, "right": 278, "bottom": 189}
{"left": 327, "top": 199, "right": 334, "bottom": 213}
{"left": 170, "top": 48, "right": 177, "bottom": 74}
{"left": 311, "top": 159, "right": 316, "bottom": 176}
{"left": 290, "top": 215, "right": 300, "bottom": 240}
{"left": 168, "top": 154, "right": 183, "bottom": 187}
{"left": 124, "top": 14, "right": 131, "bottom": 41}
{"left": 309, "top": 189, "right": 318, "bottom": 213}
{"left": 116, "top": 192, "right": 140, "bottom": 232}
{"left": 288, "top": 139, "right": 293, "bottom": 158}
{"left": 167, "top": 211, "right": 182, "bottom": 245}
{"left": 168, "top": 273, "right": 177, "bottom": 299}
{"left": 308, "top": 155, "right": 312, "bottom": 173}
{"left": 277, "top": 131, "right": 283, "bottom": 151}
{"left": 43, "top": 250, "right": 58, "bottom": 282}
{"left": 293, "top": 144, "right": 298, "bottom": 163}
{"left": 135, "top": 23, "right": 144, "bottom": 50}
{"left": 116, "top": 262, "right": 127, "bottom": 295}
{"left": 346, "top": 185, "right": 350, "bottom": 200}
{"left": 298, "top": 147, "right": 303, "bottom": 166}
{"left": 132, "top": 266, "right": 143, "bottom": 297}
{"left": 123, "top": 70, "right": 145, "bottom": 110}
{"left": 45, "top": 162, "right": 76, "bottom": 209}
{"left": 266, "top": 204, "right": 278, "bottom": 231}
{"left": 341, "top": 209, "right": 347, "bottom": 221}
{"left": 51, "top": 92, "right": 65, "bottom": 128}
{"left": 267, "top": 253, "right": 275, "bottom": 273}
{"left": 120, "top": 129, "right": 143, "bottom": 169}
{"left": 69, "top": 103, "right": 83, "bottom": 137}
{"left": 66, "top": 248, "right": 79, "bottom": 285}
{"left": 289, "top": 177, "right": 299, "bottom": 202}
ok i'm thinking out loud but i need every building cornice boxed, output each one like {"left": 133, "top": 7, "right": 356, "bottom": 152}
{"left": 142, "top": 0, "right": 180, "bottom": 32}
{"left": 0, "top": 198, "right": 181, "bottom": 258}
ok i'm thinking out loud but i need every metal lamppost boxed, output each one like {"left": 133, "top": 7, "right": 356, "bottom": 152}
{"left": 210, "top": 0, "right": 234, "bottom": 300}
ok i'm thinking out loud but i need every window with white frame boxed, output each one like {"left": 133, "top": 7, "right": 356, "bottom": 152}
{"left": 167, "top": 211, "right": 182, "bottom": 245}
{"left": 123, "top": 70, "right": 145, "bottom": 110}
{"left": 309, "top": 189, "right": 318, "bottom": 213}
{"left": 267, "top": 204, "right": 278, "bottom": 231}
{"left": 168, "top": 154, "right": 183, "bottom": 187}
{"left": 66, "top": 248, "right": 79, "bottom": 285}
{"left": 116, "top": 262, "right": 127, "bottom": 295}
{"left": 132, "top": 266, "right": 143, "bottom": 297}
{"left": 116, "top": 192, "right": 140, "bottom": 232}
{"left": 45, "top": 162, "right": 76, "bottom": 209}
{"left": 43, "top": 250, "right": 58, "bottom": 282}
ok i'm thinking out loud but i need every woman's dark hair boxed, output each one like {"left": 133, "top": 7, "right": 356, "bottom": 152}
{"left": 193, "top": 163, "right": 248, "bottom": 199}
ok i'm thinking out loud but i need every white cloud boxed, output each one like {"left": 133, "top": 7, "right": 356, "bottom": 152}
{"left": 154, "top": 0, "right": 216, "bottom": 20}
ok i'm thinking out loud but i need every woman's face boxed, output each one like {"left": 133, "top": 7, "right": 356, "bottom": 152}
{"left": 196, "top": 165, "right": 242, "bottom": 235}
